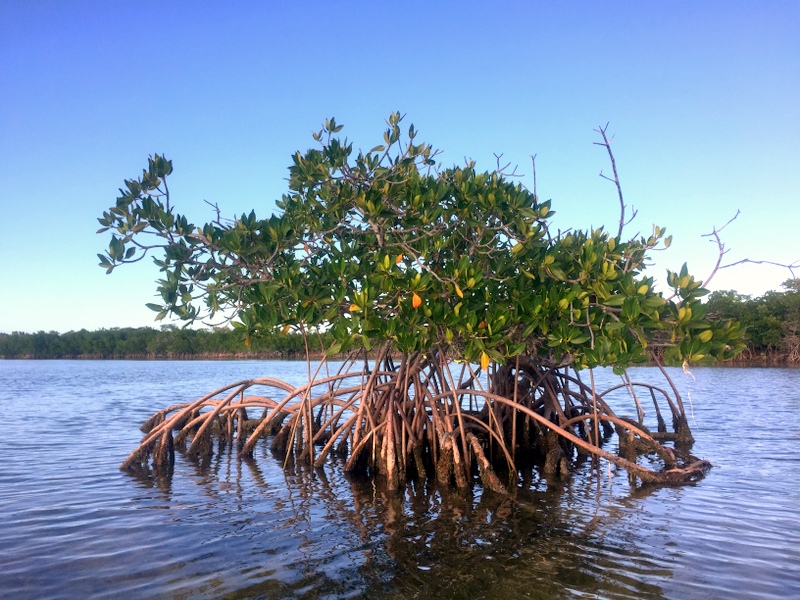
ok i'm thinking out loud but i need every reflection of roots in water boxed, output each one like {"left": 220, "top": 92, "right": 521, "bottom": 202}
{"left": 122, "top": 349, "right": 711, "bottom": 491}
{"left": 130, "top": 443, "right": 671, "bottom": 599}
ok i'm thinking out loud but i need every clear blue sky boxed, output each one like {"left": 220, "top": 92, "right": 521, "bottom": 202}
{"left": 1, "top": 1, "right": 798, "bottom": 333}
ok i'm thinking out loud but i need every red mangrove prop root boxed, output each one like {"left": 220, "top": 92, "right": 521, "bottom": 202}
{"left": 122, "top": 355, "right": 711, "bottom": 489}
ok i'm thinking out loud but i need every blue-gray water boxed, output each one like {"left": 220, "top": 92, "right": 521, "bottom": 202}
{"left": 1, "top": 360, "right": 798, "bottom": 599}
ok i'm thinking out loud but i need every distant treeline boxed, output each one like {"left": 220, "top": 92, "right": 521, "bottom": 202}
{"left": 2, "top": 280, "right": 798, "bottom": 363}
{"left": 706, "top": 279, "right": 799, "bottom": 364}
{"left": 0, "top": 325, "right": 334, "bottom": 359}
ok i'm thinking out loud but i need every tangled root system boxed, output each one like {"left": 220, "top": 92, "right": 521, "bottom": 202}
{"left": 122, "top": 349, "right": 710, "bottom": 491}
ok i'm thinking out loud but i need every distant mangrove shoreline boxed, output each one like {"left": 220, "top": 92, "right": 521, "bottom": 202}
{"left": 3, "top": 353, "right": 796, "bottom": 365}
{"left": 1, "top": 329, "right": 798, "bottom": 367}
{"left": 0, "top": 326, "right": 332, "bottom": 361}
{"left": 2, "top": 281, "right": 798, "bottom": 364}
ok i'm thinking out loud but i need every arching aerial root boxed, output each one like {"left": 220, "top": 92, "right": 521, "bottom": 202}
{"left": 122, "top": 353, "right": 711, "bottom": 490}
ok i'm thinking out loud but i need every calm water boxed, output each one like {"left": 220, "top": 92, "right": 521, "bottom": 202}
{"left": 1, "top": 360, "right": 798, "bottom": 599}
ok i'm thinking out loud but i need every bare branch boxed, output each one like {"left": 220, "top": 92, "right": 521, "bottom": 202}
{"left": 702, "top": 209, "right": 799, "bottom": 286}
{"left": 593, "top": 124, "right": 635, "bottom": 237}
{"left": 494, "top": 152, "right": 510, "bottom": 173}
{"left": 162, "top": 176, "right": 170, "bottom": 212}
{"left": 204, "top": 199, "right": 225, "bottom": 226}
{"left": 493, "top": 153, "right": 523, "bottom": 177}
{"left": 700, "top": 210, "right": 740, "bottom": 287}
{"left": 719, "top": 258, "right": 799, "bottom": 278}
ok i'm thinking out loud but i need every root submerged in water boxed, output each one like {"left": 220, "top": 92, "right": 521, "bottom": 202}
{"left": 121, "top": 350, "right": 711, "bottom": 491}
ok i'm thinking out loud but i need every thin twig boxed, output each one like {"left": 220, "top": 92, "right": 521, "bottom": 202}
{"left": 702, "top": 210, "right": 799, "bottom": 286}
{"left": 594, "top": 124, "right": 636, "bottom": 237}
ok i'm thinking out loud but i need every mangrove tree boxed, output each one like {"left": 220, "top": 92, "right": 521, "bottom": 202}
{"left": 99, "top": 114, "right": 744, "bottom": 491}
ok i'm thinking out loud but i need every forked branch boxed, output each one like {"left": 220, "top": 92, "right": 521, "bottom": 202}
{"left": 702, "top": 210, "right": 799, "bottom": 287}
{"left": 594, "top": 124, "right": 637, "bottom": 237}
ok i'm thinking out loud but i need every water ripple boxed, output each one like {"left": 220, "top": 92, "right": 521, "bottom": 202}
{"left": 1, "top": 361, "right": 799, "bottom": 598}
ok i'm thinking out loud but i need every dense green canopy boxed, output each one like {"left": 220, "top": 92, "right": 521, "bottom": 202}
{"left": 98, "top": 114, "right": 744, "bottom": 370}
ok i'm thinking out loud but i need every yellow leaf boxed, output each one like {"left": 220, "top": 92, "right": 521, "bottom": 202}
{"left": 480, "top": 351, "right": 490, "bottom": 371}
{"left": 637, "top": 284, "right": 649, "bottom": 295}
{"left": 396, "top": 254, "right": 403, "bottom": 264}
{"left": 281, "top": 325, "right": 291, "bottom": 335}
{"left": 697, "top": 329, "right": 713, "bottom": 343}
{"left": 349, "top": 304, "right": 360, "bottom": 312}
{"left": 412, "top": 292, "right": 422, "bottom": 309}
{"left": 455, "top": 284, "right": 464, "bottom": 298}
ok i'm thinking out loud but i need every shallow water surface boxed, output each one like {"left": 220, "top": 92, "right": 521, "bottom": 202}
{"left": 1, "top": 361, "right": 798, "bottom": 599}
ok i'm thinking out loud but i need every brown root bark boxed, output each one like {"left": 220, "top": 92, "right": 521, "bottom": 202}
{"left": 121, "top": 352, "right": 710, "bottom": 490}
